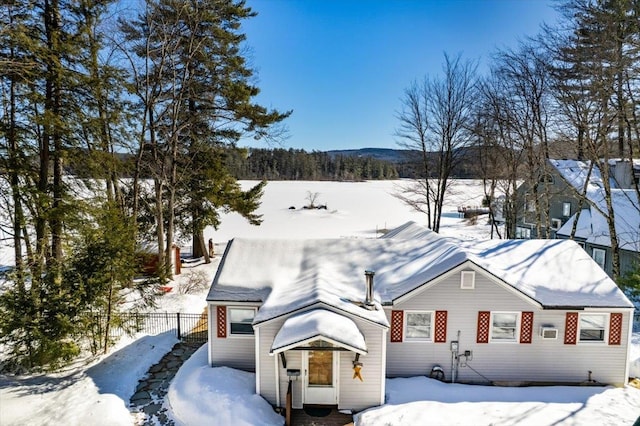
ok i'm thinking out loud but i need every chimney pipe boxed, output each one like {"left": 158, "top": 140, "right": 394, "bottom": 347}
{"left": 365, "top": 270, "right": 375, "bottom": 306}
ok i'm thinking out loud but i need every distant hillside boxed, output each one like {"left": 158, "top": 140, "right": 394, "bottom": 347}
{"left": 326, "top": 147, "right": 492, "bottom": 179}
{"left": 326, "top": 148, "right": 416, "bottom": 163}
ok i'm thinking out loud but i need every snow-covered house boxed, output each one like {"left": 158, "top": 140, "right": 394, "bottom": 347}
{"left": 515, "top": 159, "right": 640, "bottom": 277}
{"left": 206, "top": 222, "right": 634, "bottom": 412}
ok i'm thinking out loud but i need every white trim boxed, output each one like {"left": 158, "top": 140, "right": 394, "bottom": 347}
{"left": 274, "top": 355, "right": 280, "bottom": 407}
{"left": 592, "top": 248, "right": 606, "bottom": 269}
{"left": 489, "top": 311, "right": 520, "bottom": 343}
{"left": 207, "top": 303, "right": 214, "bottom": 366}
{"left": 207, "top": 301, "right": 262, "bottom": 307}
{"left": 255, "top": 326, "right": 261, "bottom": 394}
{"left": 551, "top": 218, "right": 562, "bottom": 230}
{"left": 227, "top": 306, "right": 257, "bottom": 338}
{"left": 624, "top": 312, "right": 632, "bottom": 384}
{"left": 404, "top": 310, "right": 434, "bottom": 342}
{"left": 460, "top": 270, "right": 475, "bottom": 289}
{"left": 271, "top": 335, "right": 367, "bottom": 355}
{"left": 393, "top": 261, "right": 543, "bottom": 309}
{"left": 380, "top": 328, "right": 387, "bottom": 405}
{"left": 577, "top": 312, "right": 608, "bottom": 344}
{"left": 254, "top": 301, "right": 389, "bottom": 330}
{"left": 302, "top": 349, "right": 339, "bottom": 405}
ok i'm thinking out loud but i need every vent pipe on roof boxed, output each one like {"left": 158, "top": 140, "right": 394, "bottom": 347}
{"left": 365, "top": 270, "right": 375, "bottom": 307}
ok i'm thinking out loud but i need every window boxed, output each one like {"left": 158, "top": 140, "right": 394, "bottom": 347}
{"left": 516, "top": 227, "right": 531, "bottom": 239}
{"left": 562, "top": 202, "right": 571, "bottom": 217}
{"left": 592, "top": 248, "right": 606, "bottom": 269}
{"left": 460, "top": 271, "right": 475, "bottom": 289}
{"left": 524, "top": 193, "right": 535, "bottom": 212}
{"left": 490, "top": 312, "right": 519, "bottom": 342}
{"left": 551, "top": 218, "right": 562, "bottom": 230}
{"left": 405, "top": 311, "right": 433, "bottom": 341}
{"left": 229, "top": 307, "right": 255, "bottom": 335}
{"left": 579, "top": 313, "right": 606, "bottom": 342}
{"left": 539, "top": 174, "right": 554, "bottom": 184}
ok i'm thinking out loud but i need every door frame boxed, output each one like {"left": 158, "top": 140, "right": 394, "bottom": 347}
{"left": 302, "top": 350, "right": 339, "bottom": 405}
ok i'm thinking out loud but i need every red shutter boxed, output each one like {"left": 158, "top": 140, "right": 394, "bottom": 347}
{"left": 520, "top": 311, "right": 534, "bottom": 344}
{"left": 434, "top": 311, "right": 448, "bottom": 343}
{"left": 217, "top": 305, "right": 227, "bottom": 338}
{"left": 390, "top": 310, "right": 404, "bottom": 342}
{"left": 477, "top": 311, "right": 490, "bottom": 343}
{"left": 608, "top": 313, "right": 623, "bottom": 345}
{"left": 564, "top": 312, "right": 578, "bottom": 344}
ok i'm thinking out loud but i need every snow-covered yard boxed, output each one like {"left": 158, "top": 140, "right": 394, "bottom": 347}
{"left": 1, "top": 180, "right": 639, "bottom": 425}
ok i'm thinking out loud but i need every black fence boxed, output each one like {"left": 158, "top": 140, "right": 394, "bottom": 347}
{"left": 94, "top": 311, "right": 208, "bottom": 345}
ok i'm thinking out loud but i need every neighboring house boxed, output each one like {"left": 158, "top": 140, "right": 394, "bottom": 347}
{"left": 515, "top": 159, "right": 640, "bottom": 277}
{"left": 206, "top": 222, "right": 634, "bottom": 412}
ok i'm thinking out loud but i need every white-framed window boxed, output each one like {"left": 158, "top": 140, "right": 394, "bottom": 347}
{"left": 562, "top": 202, "right": 571, "bottom": 217}
{"left": 524, "top": 193, "right": 535, "bottom": 212}
{"left": 515, "top": 226, "right": 531, "bottom": 239}
{"left": 460, "top": 271, "right": 475, "bottom": 289}
{"left": 228, "top": 307, "right": 256, "bottom": 336}
{"left": 405, "top": 311, "right": 433, "bottom": 341}
{"left": 579, "top": 313, "right": 607, "bottom": 342}
{"left": 551, "top": 218, "right": 562, "bottom": 230}
{"left": 490, "top": 312, "right": 519, "bottom": 342}
{"left": 592, "top": 248, "right": 606, "bottom": 269}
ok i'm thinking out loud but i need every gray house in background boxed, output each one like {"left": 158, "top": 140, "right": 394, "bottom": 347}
{"left": 206, "top": 222, "right": 633, "bottom": 414}
{"left": 515, "top": 159, "right": 640, "bottom": 278}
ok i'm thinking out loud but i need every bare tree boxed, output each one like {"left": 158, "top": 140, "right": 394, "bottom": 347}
{"left": 395, "top": 53, "right": 478, "bottom": 232}
{"left": 305, "top": 191, "right": 321, "bottom": 209}
{"left": 492, "top": 42, "right": 554, "bottom": 238}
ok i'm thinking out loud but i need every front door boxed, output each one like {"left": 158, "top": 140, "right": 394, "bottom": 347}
{"left": 304, "top": 344, "right": 338, "bottom": 405}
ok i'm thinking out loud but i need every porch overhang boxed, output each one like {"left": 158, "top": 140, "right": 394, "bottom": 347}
{"left": 270, "top": 308, "right": 367, "bottom": 355}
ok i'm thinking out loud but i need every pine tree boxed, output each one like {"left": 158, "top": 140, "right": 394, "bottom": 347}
{"left": 120, "top": 0, "right": 290, "bottom": 265}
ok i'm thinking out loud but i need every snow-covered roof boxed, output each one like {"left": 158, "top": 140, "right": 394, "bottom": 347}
{"left": 549, "top": 159, "right": 640, "bottom": 252}
{"left": 548, "top": 159, "right": 607, "bottom": 192}
{"left": 207, "top": 224, "right": 633, "bottom": 321}
{"left": 549, "top": 158, "right": 640, "bottom": 192}
{"left": 270, "top": 309, "right": 367, "bottom": 354}
{"left": 557, "top": 189, "right": 640, "bottom": 252}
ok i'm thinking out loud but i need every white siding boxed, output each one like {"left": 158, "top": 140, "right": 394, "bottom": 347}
{"left": 259, "top": 307, "right": 386, "bottom": 410}
{"left": 386, "top": 270, "right": 630, "bottom": 386}
{"left": 277, "top": 351, "right": 303, "bottom": 409}
{"left": 257, "top": 319, "right": 285, "bottom": 405}
{"left": 338, "top": 324, "right": 385, "bottom": 410}
{"left": 207, "top": 303, "right": 256, "bottom": 371}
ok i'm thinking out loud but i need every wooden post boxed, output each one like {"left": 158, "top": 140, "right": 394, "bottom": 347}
{"left": 174, "top": 245, "right": 181, "bottom": 275}
{"left": 286, "top": 380, "right": 292, "bottom": 426}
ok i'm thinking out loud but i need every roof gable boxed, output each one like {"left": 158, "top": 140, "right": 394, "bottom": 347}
{"left": 392, "top": 260, "right": 543, "bottom": 308}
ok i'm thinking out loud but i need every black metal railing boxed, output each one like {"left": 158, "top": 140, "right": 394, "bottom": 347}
{"left": 93, "top": 311, "right": 208, "bottom": 345}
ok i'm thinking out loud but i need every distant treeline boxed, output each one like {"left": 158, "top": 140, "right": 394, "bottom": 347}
{"left": 224, "top": 148, "right": 400, "bottom": 180}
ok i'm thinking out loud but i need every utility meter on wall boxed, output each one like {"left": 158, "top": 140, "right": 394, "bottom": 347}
{"left": 450, "top": 341, "right": 458, "bottom": 352}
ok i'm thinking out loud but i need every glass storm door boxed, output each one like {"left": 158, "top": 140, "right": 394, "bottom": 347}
{"left": 304, "top": 342, "right": 338, "bottom": 405}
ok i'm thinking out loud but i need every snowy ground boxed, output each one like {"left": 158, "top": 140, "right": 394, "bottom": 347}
{"left": 1, "top": 179, "right": 639, "bottom": 426}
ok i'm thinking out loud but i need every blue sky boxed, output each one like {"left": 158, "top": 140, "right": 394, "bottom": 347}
{"left": 241, "top": 0, "right": 559, "bottom": 151}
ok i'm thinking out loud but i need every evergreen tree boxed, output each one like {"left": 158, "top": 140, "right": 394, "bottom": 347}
{"left": 120, "top": 0, "right": 290, "bottom": 265}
